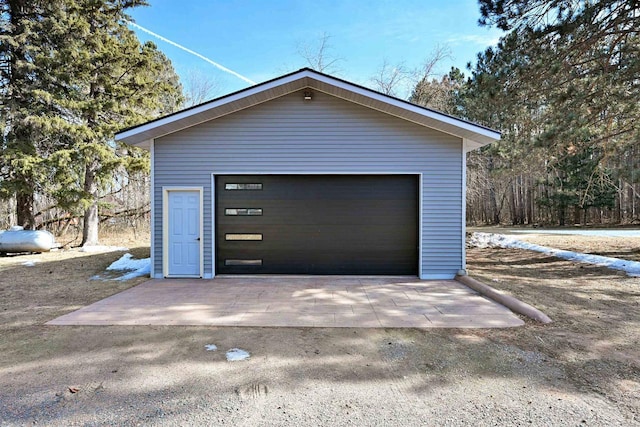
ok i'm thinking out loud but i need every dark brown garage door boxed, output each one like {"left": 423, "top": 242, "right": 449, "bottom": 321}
{"left": 216, "top": 175, "right": 418, "bottom": 275}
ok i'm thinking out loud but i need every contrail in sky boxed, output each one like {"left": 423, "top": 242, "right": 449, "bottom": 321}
{"left": 127, "top": 21, "right": 257, "bottom": 85}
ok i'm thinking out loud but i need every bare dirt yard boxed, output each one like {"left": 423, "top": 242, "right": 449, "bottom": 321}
{"left": 0, "top": 231, "right": 638, "bottom": 426}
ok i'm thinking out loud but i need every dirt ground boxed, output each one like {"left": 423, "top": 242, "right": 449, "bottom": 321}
{"left": 0, "top": 232, "right": 638, "bottom": 426}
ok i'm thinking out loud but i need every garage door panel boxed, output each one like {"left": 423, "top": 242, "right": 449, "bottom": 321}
{"left": 216, "top": 175, "right": 418, "bottom": 275}
{"left": 218, "top": 225, "right": 415, "bottom": 248}
{"left": 219, "top": 243, "right": 416, "bottom": 273}
{"left": 218, "top": 200, "right": 413, "bottom": 226}
{"left": 219, "top": 246, "right": 416, "bottom": 260}
{"left": 219, "top": 255, "right": 416, "bottom": 275}
{"left": 219, "top": 176, "right": 415, "bottom": 201}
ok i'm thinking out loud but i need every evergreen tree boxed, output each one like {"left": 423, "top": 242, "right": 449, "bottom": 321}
{"left": 47, "top": 0, "right": 182, "bottom": 245}
{"left": 459, "top": 1, "right": 640, "bottom": 225}
{"left": 0, "top": 0, "right": 65, "bottom": 228}
{"left": 409, "top": 67, "right": 465, "bottom": 115}
{"left": 476, "top": 1, "right": 640, "bottom": 157}
{"left": 538, "top": 147, "right": 616, "bottom": 226}
{"left": 1, "top": 0, "right": 182, "bottom": 242}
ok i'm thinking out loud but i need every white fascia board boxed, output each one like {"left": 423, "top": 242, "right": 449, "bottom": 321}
{"left": 115, "top": 68, "right": 501, "bottom": 148}
{"left": 307, "top": 73, "right": 501, "bottom": 144}
{"left": 115, "top": 72, "right": 310, "bottom": 145}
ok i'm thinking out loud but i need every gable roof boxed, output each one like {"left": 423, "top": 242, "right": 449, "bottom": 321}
{"left": 115, "top": 68, "right": 500, "bottom": 152}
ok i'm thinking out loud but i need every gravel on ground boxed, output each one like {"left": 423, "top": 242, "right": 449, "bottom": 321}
{"left": 0, "top": 231, "right": 638, "bottom": 426}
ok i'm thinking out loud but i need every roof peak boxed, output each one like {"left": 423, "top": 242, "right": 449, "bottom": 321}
{"left": 116, "top": 68, "right": 500, "bottom": 150}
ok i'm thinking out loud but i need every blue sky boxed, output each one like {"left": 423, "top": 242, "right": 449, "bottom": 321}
{"left": 128, "top": 0, "right": 503, "bottom": 98}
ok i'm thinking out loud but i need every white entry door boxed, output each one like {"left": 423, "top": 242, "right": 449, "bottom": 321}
{"left": 167, "top": 190, "right": 201, "bottom": 277}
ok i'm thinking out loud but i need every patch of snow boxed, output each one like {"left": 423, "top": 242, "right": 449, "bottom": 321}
{"left": 107, "top": 253, "right": 148, "bottom": 271}
{"left": 9, "top": 225, "right": 24, "bottom": 231}
{"left": 470, "top": 232, "right": 640, "bottom": 277}
{"left": 115, "top": 267, "right": 151, "bottom": 281}
{"left": 508, "top": 229, "right": 640, "bottom": 238}
{"left": 104, "top": 253, "right": 150, "bottom": 281}
{"left": 205, "top": 344, "right": 218, "bottom": 351}
{"left": 226, "top": 348, "right": 250, "bottom": 361}
{"left": 22, "top": 260, "right": 39, "bottom": 267}
{"left": 79, "top": 245, "right": 128, "bottom": 253}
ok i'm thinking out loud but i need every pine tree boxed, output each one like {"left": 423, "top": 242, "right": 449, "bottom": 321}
{"left": 459, "top": 1, "right": 640, "bottom": 225}
{"left": 2, "top": 1, "right": 182, "bottom": 241}
{"left": 409, "top": 67, "right": 465, "bottom": 115}
{"left": 46, "top": 0, "right": 182, "bottom": 245}
{"left": 538, "top": 147, "right": 616, "bottom": 226}
{"left": 476, "top": 0, "right": 640, "bottom": 156}
{"left": 0, "top": 0, "right": 65, "bottom": 228}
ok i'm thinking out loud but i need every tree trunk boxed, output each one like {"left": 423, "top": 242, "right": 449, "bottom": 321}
{"left": 510, "top": 183, "right": 517, "bottom": 225}
{"left": 16, "top": 192, "right": 35, "bottom": 229}
{"left": 558, "top": 207, "right": 566, "bottom": 226}
{"left": 614, "top": 179, "right": 622, "bottom": 223}
{"left": 631, "top": 183, "right": 637, "bottom": 221}
{"left": 573, "top": 206, "right": 581, "bottom": 225}
{"left": 516, "top": 176, "right": 524, "bottom": 225}
{"left": 81, "top": 164, "right": 99, "bottom": 246}
{"left": 525, "top": 177, "right": 533, "bottom": 225}
{"left": 82, "top": 203, "right": 99, "bottom": 246}
{"left": 489, "top": 185, "right": 500, "bottom": 224}
{"left": 8, "top": 1, "right": 36, "bottom": 231}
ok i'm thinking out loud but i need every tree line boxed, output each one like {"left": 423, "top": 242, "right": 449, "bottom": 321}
{"left": 406, "top": 0, "right": 640, "bottom": 226}
{"left": 2, "top": 0, "right": 638, "bottom": 243}
{"left": 317, "top": 0, "right": 639, "bottom": 226}
{"left": 0, "top": 0, "right": 182, "bottom": 245}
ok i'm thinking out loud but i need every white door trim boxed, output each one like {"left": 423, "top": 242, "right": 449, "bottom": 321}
{"left": 162, "top": 186, "right": 204, "bottom": 278}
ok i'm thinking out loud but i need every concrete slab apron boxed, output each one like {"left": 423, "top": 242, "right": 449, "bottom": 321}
{"left": 47, "top": 277, "right": 524, "bottom": 328}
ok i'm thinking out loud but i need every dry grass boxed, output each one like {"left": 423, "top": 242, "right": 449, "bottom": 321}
{"left": 0, "top": 225, "right": 150, "bottom": 327}
{"left": 467, "top": 245, "right": 640, "bottom": 418}
{"left": 0, "top": 246, "right": 149, "bottom": 328}
{"left": 53, "top": 224, "right": 151, "bottom": 250}
{"left": 0, "top": 231, "right": 638, "bottom": 424}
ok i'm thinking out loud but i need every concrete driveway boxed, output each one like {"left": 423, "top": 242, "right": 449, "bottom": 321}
{"left": 48, "top": 277, "right": 524, "bottom": 328}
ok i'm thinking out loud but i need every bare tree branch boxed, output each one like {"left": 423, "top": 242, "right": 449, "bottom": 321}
{"left": 370, "top": 45, "right": 453, "bottom": 100}
{"left": 182, "top": 69, "right": 222, "bottom": 107}
{"left": 296, "top": 32, "right": 343, "bottom": 74}
{"left": 370, "top": 59, "right": 411, "bottom": 96}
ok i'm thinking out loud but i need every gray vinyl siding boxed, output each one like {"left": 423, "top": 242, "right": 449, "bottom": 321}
{"left": 154, "top": 89, "right": 463, "bottom": 279}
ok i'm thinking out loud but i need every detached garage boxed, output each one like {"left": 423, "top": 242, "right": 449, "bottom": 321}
{"left": 115, "top": 68, "right": 499, "bottom": 280}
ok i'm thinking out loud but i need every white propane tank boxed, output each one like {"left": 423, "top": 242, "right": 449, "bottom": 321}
{"left": 0, "top": 228, "right": 57, "bottom": 253}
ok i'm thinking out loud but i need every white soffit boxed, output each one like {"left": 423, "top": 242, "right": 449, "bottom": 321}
{"left": 115, "top": 69, "right": 500, "bottom": 149}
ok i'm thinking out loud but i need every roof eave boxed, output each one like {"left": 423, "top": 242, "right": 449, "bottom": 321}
{"left": 115, "top": 68, "right": 501, "bottom": 149}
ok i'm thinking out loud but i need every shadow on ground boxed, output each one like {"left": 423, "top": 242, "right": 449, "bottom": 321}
{"left": 0, "top": 246, "right": 638, "bottom": 425}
